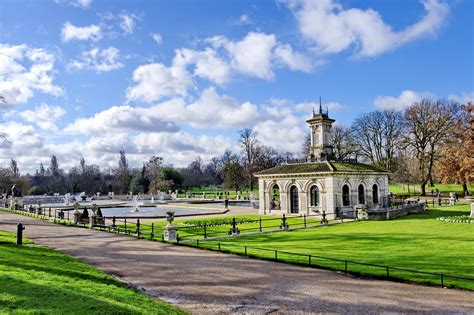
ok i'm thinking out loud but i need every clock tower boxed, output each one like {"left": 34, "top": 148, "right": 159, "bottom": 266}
{"left": 307, "top": 98, "right": 335, "bottom": 162}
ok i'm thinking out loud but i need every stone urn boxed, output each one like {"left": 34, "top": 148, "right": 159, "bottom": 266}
{"left": 163, "top": 211, "right": 177, "bottom": 242}
{"left": 90, "top": 204, "right": 98, "bottom": 227}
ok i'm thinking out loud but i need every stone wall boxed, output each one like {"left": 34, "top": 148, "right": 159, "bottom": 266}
{"left": 367, "top": 203, "right": 426, "bottom": 221}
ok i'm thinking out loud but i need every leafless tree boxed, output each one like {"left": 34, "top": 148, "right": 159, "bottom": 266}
{"left": 404, "top": 99, "right": 460, "bottom": 195}
{"left": 332, "top": 125, "right": 359, "bottom": 161}
{"left": 238, "top": 128, "right": 259, "bottom": 190}
{"left": 351, "top": 109, "right": 404, "bottom": 171}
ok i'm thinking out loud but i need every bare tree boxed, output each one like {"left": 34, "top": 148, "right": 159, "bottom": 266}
{"left": 301, "top": 132, "right": 311, "bottom": 159}
{"left": 351, "top": 109, "right": 404, "bottom": 171}
{"left": 332, "top": 125, "right": 359, "bottom": 160}
{"left": 404, "top": 100, "right": 460, "bottom": 195}
{"left": 238, "top": 128, "right": 259, "bottom": 190}
{"left": 10, "top": 158, "right": 19, "bottom": 178}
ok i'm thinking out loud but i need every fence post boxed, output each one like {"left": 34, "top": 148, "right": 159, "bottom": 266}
{"left": 259, "top": 218, "right": 262, "bottom": 232}
{"left": 204, "top": 223, "right": 207, "bottom": 238}
{"left": 218, "top": 242, "right": 221, "bottom": 251}
{"left": 54, "top": 209, "right": 57, "bottom": 223}
{"left": 275, "top": 250, "right": 278, "bottom": 261}
{"left": 196, "top": 239, "right": 199, "bottom": 247}
{"left": 386, "top": 266, "right": 389, "bottom": 278}
{"left": 244, "top": 246, "right": 247, "bottom": 256}
{"left": 136, "top": 219, "right": 140, "bottom": 238}
{"left": 124, "top": 218, "right": 127, "bottom": 234}
{"left": 151, "top": 223, "right": 154, "bottom": 240}
{"left": 304, "top": 214, "right": 307, "bottom": 227}
{"left": 345, "top": 260, "right": 348, "bottom": 272}
{"left": 48, "top": 208, "right": 51, "bottom": 217}
{"left": 67, "top": 210, "right": 70, "bottom": 221}
{"left": 308, "top": 254, "right": 311, "bottom": 266}
{"left": 112, "top": 216, "right": 116, "bottom": 228}
{"left": 441, "top": 274, "right": 444, "bottom": 287}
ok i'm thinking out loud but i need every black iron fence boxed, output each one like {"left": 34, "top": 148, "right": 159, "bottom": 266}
{"left": 179, "top": 239, "right": 474, "bottom": 289}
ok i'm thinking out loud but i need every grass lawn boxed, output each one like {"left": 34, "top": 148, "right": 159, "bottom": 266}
{"left": 0, "top": 230, "right": 185, "bottom": 314}
{"left": 183, "top": 205, "right": 474, "bottom": 290}
{"left": 389, "top": 182, "right": 473, "bottom": 196}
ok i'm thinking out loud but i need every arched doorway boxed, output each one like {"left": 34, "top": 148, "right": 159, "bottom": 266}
{"left": 290, "top": 186, "right": 299, "bottom": 213}
{"left": 358, "top": 184, "right": 365, "bottom": 204}
{"left": 342, "top": 185, "right": 350, "bottom": 206}
{"left": 372, "top": 184, "right": 379, "bottom": 204}
{"left": 270, "top": 184, "right": 281, "bottom": 210}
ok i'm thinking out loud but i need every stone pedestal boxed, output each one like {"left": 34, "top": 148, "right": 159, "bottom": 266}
{"left": 35, "top": 206, "right": 43, "bottom": 215}
{"left": 470, "top": 203, "right": 474, "bottom": 217}
{"left": 355, "top": 204, "right": 368, "bottom": 220}
{"left": 163, "top": 224, "right": 177, "bottom": 242}
{"left": 90, "top": 213, "right": 97, "bottom": 227}
{"left": 73, "top": 210, "right": 81, "bottom": 224}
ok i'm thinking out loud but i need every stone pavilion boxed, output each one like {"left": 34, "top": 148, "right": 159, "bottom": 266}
{"left": 256, "top": 105, "right": 389, "bottom": 219}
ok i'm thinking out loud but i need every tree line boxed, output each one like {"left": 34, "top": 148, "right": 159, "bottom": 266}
{"left": 1, "top": 99, "right": 472, "bottom": 196}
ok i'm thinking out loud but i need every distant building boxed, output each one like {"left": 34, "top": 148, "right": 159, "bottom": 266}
{"left": 255, "top": 105, "right": 389, "bottom": 219}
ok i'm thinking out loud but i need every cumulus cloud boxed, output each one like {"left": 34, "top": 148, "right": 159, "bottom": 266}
{"left": 174, "top": 48, "right": 231, "bottom": 85}
{"left": 208, "top": 32, "right": 314, "bottom": 79}
{"left": 285, "top": 0, "right": 449, "bottom": 57}
{"left": 152, "top": 33, "right": 162, "bottom": 44}
{"left": 0, "top": 44, "right": 62, "bottom": 107}
{"left": 374, "top": 90, "right": 435, "bottom": 110}
{"left": 239, "top": 14, "right": 252, "bottom": 25}
{"left": 67, "top": 47, "right": 123, "bottom": 72}
{"left": 19, "top": 103, "right": 66, "bottom": 131}
{"left": 64, "top": 101, "right": 181, "bottom": 135}
{"left": 61, "top": 22, "right": 102, "bottom": 42}
{"left": 126, "top": 62, "right": 193, "bottom": 103}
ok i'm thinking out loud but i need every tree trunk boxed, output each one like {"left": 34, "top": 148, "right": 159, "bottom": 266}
{"left": 462, "top": 182, "right": 469, "bottom": 196}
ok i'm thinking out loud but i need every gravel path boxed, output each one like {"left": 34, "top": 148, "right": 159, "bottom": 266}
{"left": 1, "top": 212, "right": 473, "bottom": 314}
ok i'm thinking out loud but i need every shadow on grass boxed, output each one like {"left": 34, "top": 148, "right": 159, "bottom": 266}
{"left": 0, "top": 276, "right": 135, "bottom": 314}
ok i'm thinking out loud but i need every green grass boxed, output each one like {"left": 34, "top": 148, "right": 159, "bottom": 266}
{"left": 119, "top": 214, "right": 324, "bottom": 240}
{"left": 389, "top": 182, "right": 473, "bottom": 196}
{"left": 183, "top": 205, "right": 474, "bottom": 290}
{"left": 178, "top": 187, "right": 259, "bottom": 199}
{"left": 0, "top": 230, "right": 185, "bottom": 314}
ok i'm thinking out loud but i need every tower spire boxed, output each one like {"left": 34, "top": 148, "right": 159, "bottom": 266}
{"left": 319, "top": 96, "right": 322, "bottom": 114}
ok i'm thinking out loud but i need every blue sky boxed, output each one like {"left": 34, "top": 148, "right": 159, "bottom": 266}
{"left": 0, "top": 0, "right": 472, "bottom": 173}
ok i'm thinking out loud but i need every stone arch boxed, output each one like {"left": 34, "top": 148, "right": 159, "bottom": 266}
{"left": 282, "top": 180, "right": 303, "bottom": 193}
{"left": 302, "top": 179, "right": 325, "bottom": 193}
{"left": 268, "top": 181, "right": 281, "bottom": 210}
{"left": 265, "top": 180, "right": 282, "bottom": 193}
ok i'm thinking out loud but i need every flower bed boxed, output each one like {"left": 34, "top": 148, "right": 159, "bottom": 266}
{"left": 437, "top": 215, "right": 473, "bottom": 223}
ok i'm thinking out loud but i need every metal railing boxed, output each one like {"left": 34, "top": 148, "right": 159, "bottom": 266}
{"left": 179, "top": 239, "right": 474, "bottom": 289}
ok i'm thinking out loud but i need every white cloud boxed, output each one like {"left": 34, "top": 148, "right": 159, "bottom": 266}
{"left": 56, "top": 0, "right": 92, "bottom": 8}
{"left": 171, "top": 87, "right": 260, "bottom": 129}
{"left": 0, "top": 44, "right": 62, "bottom": 107}
{"left": 374, "top": 90, "right": 435, "bottom": 110}
{"left": 61, "top": 22, "right": 102, "bottom": 42}
{"left": 285, "top": 0, "right": 449, "bottom": 57}
{"left": 119, "top": 13, "right": 137, "bottom": 34}
{"left": 152, "top": 33, "right": 162, "bottom": 44}
{"left": 448, "top": 92, "right": 474, "bottom": 104}
{"left": 67, "top": 47, "right": 123, "bottom": 72}
{"left": 274, "top": 44, "right": 313, "bottom": 72}
{"left": 208, "top": 31, "right": 314, "bottom": 79}
{"left": 64, "top": 100, "right": 181, "bottom": 135}
{"left": 174, "top": 48, "right": 231, "bottom": 85}
{"left": 224, "top": 32, "right": 277, "bottom": 79}
{"left": 19, "top": 103, "right": 66, "bottom": 131}
{"left": 126, "top": 62, "right": 193, "bottom": 103}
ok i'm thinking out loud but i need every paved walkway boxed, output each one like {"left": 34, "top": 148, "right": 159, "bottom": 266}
{"left": 1, "top": 212, "right": 473, "bottom": 314}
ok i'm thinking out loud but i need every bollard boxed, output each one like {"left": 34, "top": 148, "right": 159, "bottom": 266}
{"left": 16, "top": 223, "right": 25, "bottom": 245}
